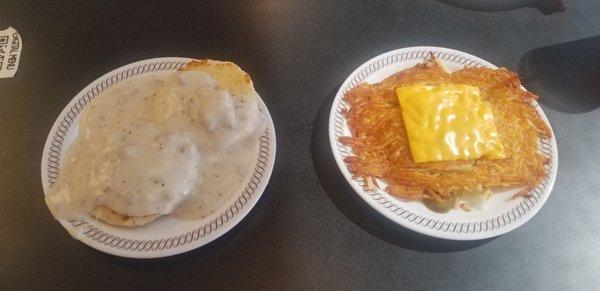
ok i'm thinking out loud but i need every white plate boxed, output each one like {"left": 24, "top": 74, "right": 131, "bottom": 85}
{"left": 329, "top": 47, "right": 558, "bottom": 241}
{"left": 41, "top": 58, "right": 276, "bottom": 258}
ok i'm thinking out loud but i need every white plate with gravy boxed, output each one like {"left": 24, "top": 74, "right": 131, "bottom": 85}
{"left": 41, "top": 58, "right": 276, "bottom": 258}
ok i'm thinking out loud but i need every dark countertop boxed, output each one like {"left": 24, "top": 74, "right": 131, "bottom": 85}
{"left": 1, "top": 1, "right": 599, "bottom": 289}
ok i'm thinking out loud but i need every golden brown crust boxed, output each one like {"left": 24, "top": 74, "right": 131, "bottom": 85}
{"left": 341, "top": 55, "right": 551, "bottom": 203}
{"left": 90, "top": 206, "right": 161, "bottom": 227}
{"left": 181, "top": 59, "right": 255, "bottom": 97}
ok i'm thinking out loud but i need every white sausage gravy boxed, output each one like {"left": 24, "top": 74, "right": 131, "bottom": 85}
{"left": 46, "top": 68, "right": 264, "bottom": 223}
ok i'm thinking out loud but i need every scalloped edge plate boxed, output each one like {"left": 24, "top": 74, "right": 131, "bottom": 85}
{"left": 329, "top": 47, "right": 557, "bottom": 240}
{"left": 41, "top": 58, "right": 276, "bottom": 258}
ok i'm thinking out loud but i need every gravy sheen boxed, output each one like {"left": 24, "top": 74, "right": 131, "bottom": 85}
{"left": 46, "top": 71, "right": 264, "bottom": 221}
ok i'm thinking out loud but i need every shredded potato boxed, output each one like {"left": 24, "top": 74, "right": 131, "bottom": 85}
{"left": 341, "top": 55, "right": 551, "bottom": 208}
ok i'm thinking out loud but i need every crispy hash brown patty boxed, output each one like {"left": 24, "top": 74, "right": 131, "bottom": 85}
{"left": 340, "top": 56, "right": 551, "bottom": 206}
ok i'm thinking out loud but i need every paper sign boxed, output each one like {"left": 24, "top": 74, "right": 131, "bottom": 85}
{"left": 0, "top": 27, "right": 22, "bottom": 79}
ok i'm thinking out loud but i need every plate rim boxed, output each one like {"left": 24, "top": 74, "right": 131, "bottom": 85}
{"left": 328, "top": 46, "right": 558, "bottom": 241}
{"left": 41, "top": 57, "right": 276, "bottom": 258}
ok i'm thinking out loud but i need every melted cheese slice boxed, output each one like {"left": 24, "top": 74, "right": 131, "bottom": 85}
{"left": 396, "top": 84, "right": 505, "bottom": 163}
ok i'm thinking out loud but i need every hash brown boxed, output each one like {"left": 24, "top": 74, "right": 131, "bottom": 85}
{"left": 340, "top": 54, "right": 551, "bottom": 209}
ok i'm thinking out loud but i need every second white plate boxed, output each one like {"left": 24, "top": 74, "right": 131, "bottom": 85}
{"left": 328, "top": 46, "right": 558, "bottom": 241}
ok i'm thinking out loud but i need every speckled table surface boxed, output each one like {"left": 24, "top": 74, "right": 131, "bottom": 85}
{"left": 1, "top": 1, "right": 599, "bottom": 289}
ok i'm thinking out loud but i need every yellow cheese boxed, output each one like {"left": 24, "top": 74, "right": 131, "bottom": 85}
{"left": 396, "top": 84, "right": 505, "bottom": 163}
